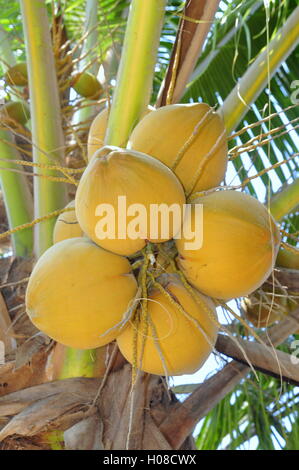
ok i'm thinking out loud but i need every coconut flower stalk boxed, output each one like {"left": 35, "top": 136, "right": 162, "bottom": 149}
{"left": 0, "top": 26, "right": 33, "bottom": 257}
{"left": 20, "top": 0, "right": 67, "bottom": 257}
{"left": 75, "top": 0, "right": 100, "bottom": 127}
{"left": 270, "top": 178, "right": 299, "bottom": 221}
{"left": 105, "top": 0, "right": 167, "bottom": 147}
{"left": 0, "top": 25, "right": 16, "bottom": 69}
{"left": 0, "top": 132, "right": 33, "bottom": 256}
{"left": 80, "top": 0, "right": 99, "bottom": 76}
{"left": 219, "top": 5, "right": 299, "bottom": 135}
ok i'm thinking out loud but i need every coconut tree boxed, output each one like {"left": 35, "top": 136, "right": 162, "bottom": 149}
{"left": 0, "top": 0, "right": 298, "bottom": 450}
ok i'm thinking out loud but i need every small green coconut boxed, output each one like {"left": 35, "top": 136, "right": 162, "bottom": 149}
{"left": 5, "top": 63, "right": 28, "bottom": 87}
{"left": 1, "top": 101, "right": 30, "bottom": 125}
{"left": 72, "top": 72, "right": 102, "bottom": 99}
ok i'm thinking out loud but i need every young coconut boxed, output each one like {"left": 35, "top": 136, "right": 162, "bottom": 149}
{"left": 176, "top": 191, "right": 281, "bottom": 300}
{"left": 71, "top": 71, "right": 103, "bottom": 99}
{"left": 117, "top": 274, "right": 218, "bottom": 376}
{"left": 87, "top": 105, "right": 154, "bottom": 161}
{"left": 53, "top": 200, "right": 83, "bottom": 244}
{"left": 276, "top": 247, "right": 299, "bottom": 270}
{"left": 75, "top": 146, "right": 186, "bottom": 257}
{"left": 5, "top": 62, "right": 28, "bottom": 87}
{"left": 25, "top": 237, "right": 138, "bottom": 349}
{"left": 128, "top": 103, "right": 228, "bottom": 194}
{"left": 1, "top": 101, "right": 30, "bottom": 126}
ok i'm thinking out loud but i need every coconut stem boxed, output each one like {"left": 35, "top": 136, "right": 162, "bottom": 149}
{"left": 0, "top": 132, "right": 34, "bottom": 256}
{"left": 270, "top": 178, "right": 299, "bottom": 221}
{"left": 219, "top": 6, "right": 299, "bottom": 134}
{"left": 0, "top": 25, "right": 33, "bottom": 257}
{"left": 74, "top": 0, "right": 100, "bottom": 127}
{"left": 105, "top": 0, "right": 167, "bottom": 147}
{"left": 49, "top": 344, "right": 109, "bottom": 380}
{"left": 0, "top": 25, "right": 16, "bottom": 71}
{"left": 81, "top": 0, "right": 99, "bottom": 76}
{"left": 20, "top": 0, "right": 67, "bottom": 257}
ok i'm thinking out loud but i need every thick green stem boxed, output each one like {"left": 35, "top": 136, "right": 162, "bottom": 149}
{"left": 271, "top": 179, "right": 299, "bottom": 271}
{"left": 75, "top": 0, "right": 100, "bottom": 126}
{"left": 52, "top": 345, "right": 107, "bottom": 380}
{"left": 105, "top": 0, "right": 167, "bottom": 147}
{"left": 20, "top": 0, "right": 67, "bottom": 257}
{"left": 0, "top": 26, "right": 16, "bottom": 70}
{"left": 81, "top": 0, "right": 99, "bottom": 76}
{"left": 0, "top": 132, "right": 33, "bottom": 256}
{"left": 219, "top": 6, "right": 299, "bottom": 134}
{"left": 270, "top": 178, "right": 299, "bottom": 221}
{"left": 0, "top": 24, "right": 33, "bottom": 256}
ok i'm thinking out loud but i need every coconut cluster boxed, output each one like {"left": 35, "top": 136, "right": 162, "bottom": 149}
{"left": 25, "top": 103, "right": 281, "bottom": 377}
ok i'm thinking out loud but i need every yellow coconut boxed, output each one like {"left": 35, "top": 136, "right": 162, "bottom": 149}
{"left": 176, "top": 190, "right": 281, "bottom": 300}
{"left": 75, "top": 146, "right": 186, "bottom": 257}
{"left": 53, "top": 200, "right": 83, "bottom": 244}
{"left": 5, "top": 62, "right": 28, "bottom": 87}
{"left": 128, "top": 103, "right": 228, "bottom": 194}
{"left": 1, "top": 101, "right": 30, "bottom": 125}
{"left": 87, "top": 105, "right": 154, "bottom": 161}
{"left": 72, "top": 71, "right": 102, "bottom": 99}
{"left": 117, "top": 274, "right": 218, "bottom": 376}
{"left": 87, "top": 107, "right": 109, "bottom": 160}
{"left": 26, "top": 237, "right": 138, "bottom": 349}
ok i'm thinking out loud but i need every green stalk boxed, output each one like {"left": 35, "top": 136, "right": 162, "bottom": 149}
{"left": 57, "top": 348, "right": 99, "bottom": 378}
{"left": 0, "top": 25, "right": 33, "bottom": 256}
{"left": 105, "top": 0, "right": 167, "bottom": 147}
{"left": 20, "top": 0, "right": 67, "bottom": 257}
{"left": 52, "top": 345, "right": 107, "bottom": 380}
{"left": 219, "top": 6, "right": 299, "bottom": 134}
{"left": 47, "top": 344, "right": 108, "bottom": 450}
{"left": 270, "top": 178, "right": 299, "bottom": 221}
{"left": 270, "top": 179, "right": 299, "bottom": 271}
{"left": 75, "top": 0, "right": 100, "bottom": 126}
{"left": 0, "top": 25, "right": 16, "bottom": 69}
{"left": 0, "top": 133, "right": 33, "bottom": 256}
{"left": 81, "top": 0, "right": 99, "bottom": 76}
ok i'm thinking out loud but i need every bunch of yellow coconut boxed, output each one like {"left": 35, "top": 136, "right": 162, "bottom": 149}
{"left": 25, "top": 102, "right": 282, "bottom": 377}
